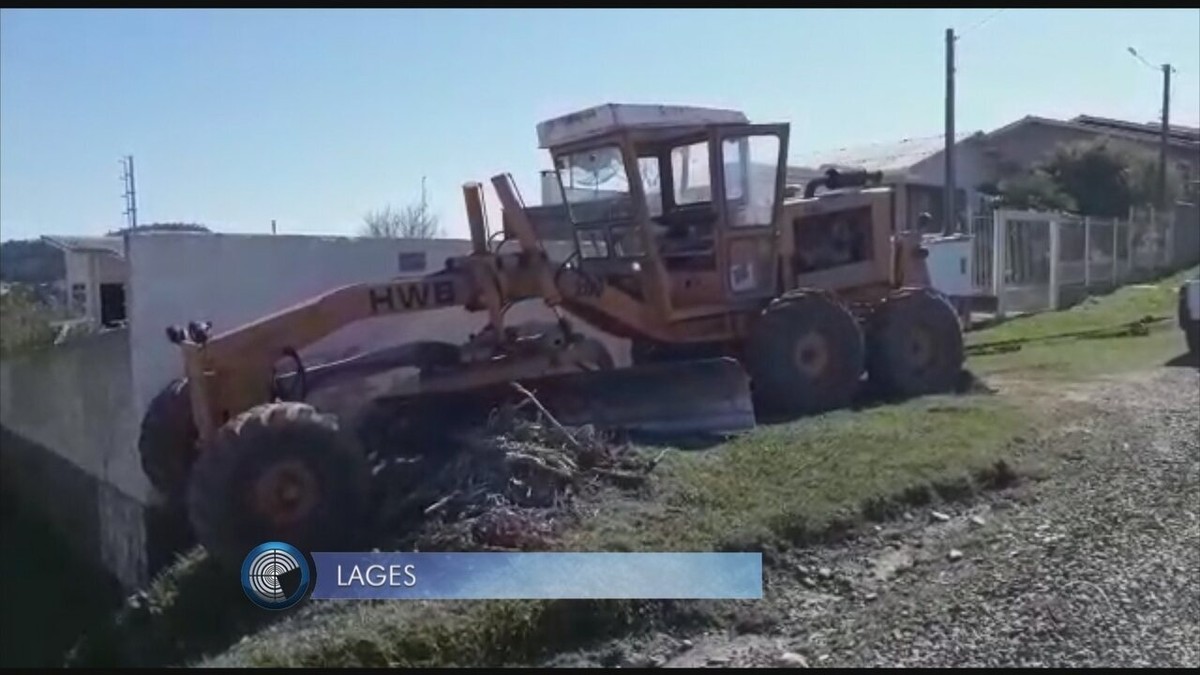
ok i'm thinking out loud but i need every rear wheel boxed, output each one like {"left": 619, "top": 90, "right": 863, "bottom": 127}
{"left": 186, "top": 402, "right": 371, "bottom": 567}
{"left": 866, "top": 289, "right": 965, "bottom": 398}
{"left": 138, "top": 378, "right": 198, "bottom": 505}
{"left": 746, "top": 292, "right": 865, "bottom": 417}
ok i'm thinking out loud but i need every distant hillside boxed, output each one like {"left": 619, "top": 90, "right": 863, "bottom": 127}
{"left": 0, "top": 240, "right": 63, "bottom": 284}
{"left": 105, "top": 222, "right": 210, "bottom": 237}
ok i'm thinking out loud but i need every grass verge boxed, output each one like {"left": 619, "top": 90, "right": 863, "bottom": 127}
{"left": 967, "top": 266, "right": 1196, "bottom": 381}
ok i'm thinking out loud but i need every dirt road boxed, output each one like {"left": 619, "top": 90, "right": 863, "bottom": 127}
{"left": 552, "top": 364, "right": 1200, "bottom": 668}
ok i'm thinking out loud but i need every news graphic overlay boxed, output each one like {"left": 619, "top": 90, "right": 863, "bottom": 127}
{"left": 241, "top": 542, "right": 312, "bottom": 610}
{"left": 309, "top": 552, "right": 761, "bottom": 600}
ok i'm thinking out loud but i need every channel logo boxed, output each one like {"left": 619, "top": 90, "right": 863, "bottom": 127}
{"left": 240, "top": 541, "right": 311, "bottom": 610}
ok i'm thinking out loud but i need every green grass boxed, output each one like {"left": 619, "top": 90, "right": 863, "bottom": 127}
{"left": 563, "top": 396, "right": 1030, "bottom": 553}
{"left": 967, "top": 266, "right": 1196, "bottom": 380}
{"left": 62, "top": 266, "right": 1198, "bottom": 668}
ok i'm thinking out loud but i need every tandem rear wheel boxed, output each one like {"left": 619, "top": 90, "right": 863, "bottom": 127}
{"left": 866, "top": 289, "right": 965, "bottom": 399}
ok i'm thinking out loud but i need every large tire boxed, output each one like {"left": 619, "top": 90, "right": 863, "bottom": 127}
{"left": 746, "top": 292, "right": 865, "bottom": 417}
{"left": 186, "top": 402, "right": 372, "bottom": 567}
{"left": 1187, "top": 323, "right": 1200, "bottom": 357}
{"left": 866, "top": 288, "right": 965, "bottom": 399}
{"left": 138, "top": 378, "right": 198, "bottom": 504}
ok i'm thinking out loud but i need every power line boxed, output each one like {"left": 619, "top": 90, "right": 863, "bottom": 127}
{"left": 956, "top": 9, "right": 1004, "bottom": 41}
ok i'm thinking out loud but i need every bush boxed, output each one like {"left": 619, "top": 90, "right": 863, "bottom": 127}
{"left": 0, "top": 287, "right": 58, "bottom": 358}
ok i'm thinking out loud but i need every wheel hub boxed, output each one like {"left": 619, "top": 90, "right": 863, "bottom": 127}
{"left": 906, "top": 325, "right": 934, "bottom": 372}
{"left": 253, "top": 459, "right": 320, "bottom": 528}
{"left": 792, "top": 331, "right": 830, "bottom": 379}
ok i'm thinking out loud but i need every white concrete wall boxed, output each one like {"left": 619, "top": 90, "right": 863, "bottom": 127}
{"left": 0, "top": 330, "right": 135, "bottom": 484}
{"left": 125, "top": 232, "right": 631, "bottom": 486}
{"left": 0, "top": 329, "right": 147, "bottom": 588}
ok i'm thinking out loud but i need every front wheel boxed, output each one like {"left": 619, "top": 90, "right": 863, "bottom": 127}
{"left": 138, "top": 378, "right": 198, "bottom": 505}
{"left": 186, "top": 402, "right": 372, "bottom": 567}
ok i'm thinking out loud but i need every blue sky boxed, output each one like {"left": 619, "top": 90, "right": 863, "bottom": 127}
{"left": 1, "top": 8, "right": 1197, "bottom": 242}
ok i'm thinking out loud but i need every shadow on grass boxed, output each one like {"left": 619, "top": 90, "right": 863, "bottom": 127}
{"left": 64, "top": 548, "right": 285, "bottom": 668}
{"left": 627, "top": 368, "right": 996, "bottom": 451}
{"left": 1164, "top": 351, "right": 1199, "bottom": 369}
{"left": 0, "top": 493, "right": 122, "bottom": 668}
{"left": 752, "top": 368, "right": 995, "bottom": 427}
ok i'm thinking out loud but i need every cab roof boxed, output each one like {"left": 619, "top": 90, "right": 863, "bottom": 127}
{"left": 536, "top": 103, "right": 750, "bottom": 149}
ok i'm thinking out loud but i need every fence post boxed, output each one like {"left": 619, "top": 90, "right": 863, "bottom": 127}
{"left": 1148, "top": 205, "right": 1158, "bottom": 272}
{"left": 1083, "top": 215, "right": 1091, "bottom": 288}
{"left": 1048, "top": 218, "right": 1060, "bottom": 311}
{"left": 992, "top": 209, "right": 1007, "bottom": 318}
{"left": 1112, "top": 216, "right": 1119, "bottom": 285}
{"left": 1162, "top": 209, "right": 1173, "bottom": 270}
{"left": 1127, "top": 209, "right": 1136, "bottom": 280}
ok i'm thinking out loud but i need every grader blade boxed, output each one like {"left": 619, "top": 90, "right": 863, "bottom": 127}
{"left": 526, "top": 357, "right": 756, "bottom": 435}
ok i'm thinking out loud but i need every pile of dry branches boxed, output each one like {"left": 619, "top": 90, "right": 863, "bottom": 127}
{"left": 370, "top": 384, "right": 666, "bottom": 551}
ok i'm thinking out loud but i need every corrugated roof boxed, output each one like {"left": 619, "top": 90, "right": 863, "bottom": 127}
{"left": 790, "top": 132, "right": 979, "bottom": 176}
{"left": 1071, "top": 115, "right": 1199, "bottom": 144}
{"left": 41, "top": 235, "right": 125, "bottom": 257}
{"left": 988, "top": 115, "right": 1199, "bottom": 151}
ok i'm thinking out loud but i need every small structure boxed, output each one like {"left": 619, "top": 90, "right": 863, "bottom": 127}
{"left": 40, "top": 235, "right": 129, "bottom": 327}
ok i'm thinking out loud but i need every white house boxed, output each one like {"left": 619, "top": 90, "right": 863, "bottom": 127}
{"left": 41, "top": 235, "right": 130, "bottom": 327}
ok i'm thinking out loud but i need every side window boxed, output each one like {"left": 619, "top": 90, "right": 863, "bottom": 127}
{"left": 639, "top": 156, "right": 663, "bottom": 218}
{"left": 671, "top": 142, "right": 711, "bottom": 205}
{"left": 722, "top": 135, "right": 780, "bottom": 228}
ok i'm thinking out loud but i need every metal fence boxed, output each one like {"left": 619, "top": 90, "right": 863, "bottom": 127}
{"left": 966, "top": 204, "right": 1199, "bottom": 318}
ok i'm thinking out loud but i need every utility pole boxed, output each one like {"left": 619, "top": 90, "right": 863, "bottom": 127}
{"left": 943, "top": 27, "right": 956, "bottom": 236}
{"left": 1158, "top": 63, "right": 1171, "bottom": 209}
{"left": 120, "top": 155, "right": 138, "bottom": 231}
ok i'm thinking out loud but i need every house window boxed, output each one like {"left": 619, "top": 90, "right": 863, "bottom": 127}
{"left": 70, "top": 283, "right": 86, "bottom": 315}
{"left": 1178, "top": 162, "right": 1196, "bottom": 202}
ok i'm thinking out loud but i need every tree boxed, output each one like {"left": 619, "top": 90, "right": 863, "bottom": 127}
{"left": 361, "top": 178, "right": 442, "bottom": 239}
{"left": 0, "top": 286, "right": 58, "bottom": 358}
{"left": 993, "top": 170, "right": 1077, "bottom": 213}
{"left": 998, "top": 138, "right": 1182, "bottom": 218}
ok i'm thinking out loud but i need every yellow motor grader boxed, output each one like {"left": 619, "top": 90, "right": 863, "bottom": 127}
{"left": 142, "top": 103, "right": 964, "bottom": 564}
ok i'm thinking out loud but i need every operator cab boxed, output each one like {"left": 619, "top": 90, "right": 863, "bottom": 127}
{"left": 537, "top": 104, "right": 789, "bottom": 312}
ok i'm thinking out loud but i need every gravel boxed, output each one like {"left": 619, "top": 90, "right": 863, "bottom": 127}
{"left": 745, "top": 365, "right": 1200, "bottom": 668}
{"left": 557, "top": 365, "right": 1198, "bottom": 669}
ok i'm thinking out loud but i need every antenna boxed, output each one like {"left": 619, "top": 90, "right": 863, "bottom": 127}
{"left": 120, "top": 155, "right": 138, "bottom": 231}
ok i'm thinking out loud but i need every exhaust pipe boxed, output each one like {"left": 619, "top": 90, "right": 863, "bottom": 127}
{"left": 803, "top": 168, "right": 884, "bottom": 199}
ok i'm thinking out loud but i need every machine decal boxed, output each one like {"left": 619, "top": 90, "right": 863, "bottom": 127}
{"left": 368, "top": 280, "right": 457, "bottom": 314}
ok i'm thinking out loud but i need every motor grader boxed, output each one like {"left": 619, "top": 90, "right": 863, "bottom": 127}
{"left": 143, "top": 103, "right": 964, "bottom": 565}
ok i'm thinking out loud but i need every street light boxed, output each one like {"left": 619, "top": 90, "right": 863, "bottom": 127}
{"left": 1127, "top": 46, "right": 1174, "bottom": 209}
